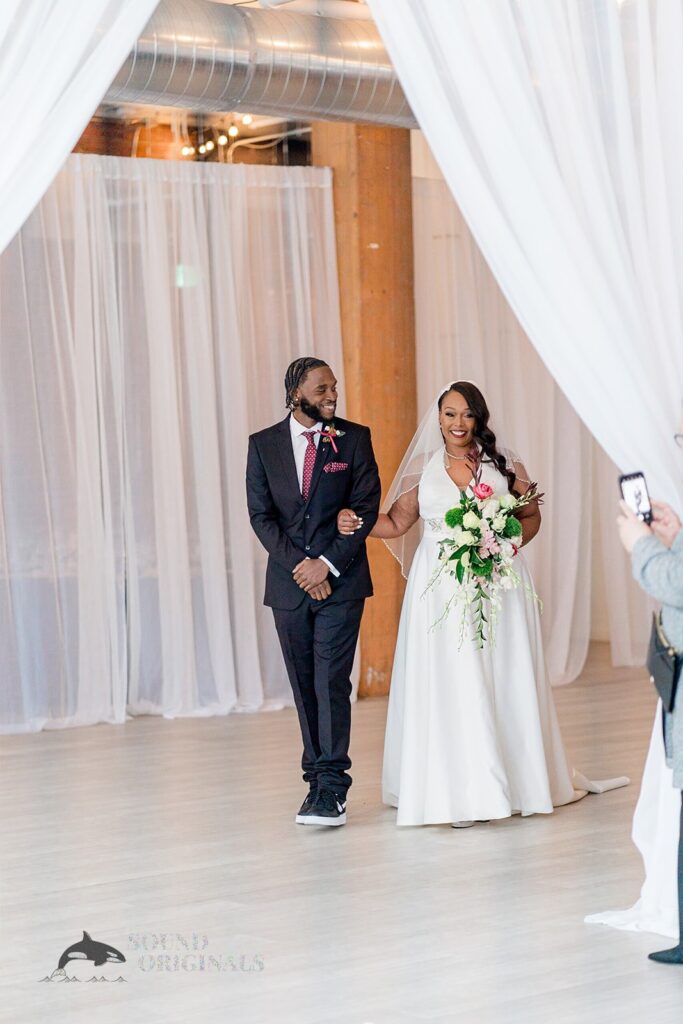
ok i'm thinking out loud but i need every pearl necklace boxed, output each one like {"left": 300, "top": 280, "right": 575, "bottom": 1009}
{"left": 444, "top": 449, "right": 471, "bottom": 462}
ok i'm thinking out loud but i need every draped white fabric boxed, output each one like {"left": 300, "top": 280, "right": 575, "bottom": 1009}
{"left": 369, "top": 0, "right": 683, "bottom": 938}
{"left": 0, "top": 154, "right": 345, "bottom": 732}
{"left": 370, "top": 0, "right": 683, "bottom": 506}
{"left": 411, "top": 147, "right": 651, "bottom": 684}
{"left": 0, "top": 0, "right": 158, "bottom": 255}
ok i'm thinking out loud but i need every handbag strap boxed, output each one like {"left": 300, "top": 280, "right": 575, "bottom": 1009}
{"left": 655, "top": 610, "right": 680, "bottom": 658}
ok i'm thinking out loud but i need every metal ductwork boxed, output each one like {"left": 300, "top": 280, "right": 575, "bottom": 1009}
{"left": 105, "top": 0, "right": 416, "bottom": 129}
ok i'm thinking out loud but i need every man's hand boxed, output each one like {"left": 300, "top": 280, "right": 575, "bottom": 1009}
{"left": 293, "top": 558, "right": 330, "bottom": 590}
{"left": 651, "top": 500, "right": 682, "bottom": 549}
{"left": 617, "top": 500, "right": 651, "bottom": 553}
{"left": 307, "top": 579, "right": 332, "bottom": 602}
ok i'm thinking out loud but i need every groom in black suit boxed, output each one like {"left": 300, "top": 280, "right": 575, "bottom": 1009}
{"left": 246, "top": 357, "right": 380, "bottom": 826}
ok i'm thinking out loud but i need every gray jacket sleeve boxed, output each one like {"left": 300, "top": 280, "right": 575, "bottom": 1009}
{"left": 631, "top": 529, "right": 683, "bottom": 609}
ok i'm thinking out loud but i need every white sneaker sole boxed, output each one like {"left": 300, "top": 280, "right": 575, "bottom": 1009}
{"left": 296, "top": 811, "right": 346, "bottom": 826}
{"left": 450, "top": 821, "right": 475, "bottom": 828}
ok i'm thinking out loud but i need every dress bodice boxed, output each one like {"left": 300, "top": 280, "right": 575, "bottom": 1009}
{"left": 418, "top": 449, "right": 511, "bottom": 532}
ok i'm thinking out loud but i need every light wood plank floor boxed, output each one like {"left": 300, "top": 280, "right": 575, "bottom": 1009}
{"left": 2, "top": 643, "right": 683, "bottom": 1024}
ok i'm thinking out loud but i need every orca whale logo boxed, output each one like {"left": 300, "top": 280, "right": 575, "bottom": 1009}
{"left": 39, "top": 931, "right": 127, "bottom": 983}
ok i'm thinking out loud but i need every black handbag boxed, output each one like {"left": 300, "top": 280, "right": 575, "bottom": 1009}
{"left": 647, "top": 611, "right": 681, "bottom": 713}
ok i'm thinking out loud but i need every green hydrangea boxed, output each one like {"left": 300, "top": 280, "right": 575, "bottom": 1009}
{"left": 444, "top": 507, "right": 464, "bottom": 529}
{"left": 503, "top": 516, "right": 522, "bottom": 539}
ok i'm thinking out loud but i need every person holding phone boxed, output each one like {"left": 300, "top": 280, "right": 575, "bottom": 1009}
{"left": 617, "top": 419, "right": 683, "bottom": 965}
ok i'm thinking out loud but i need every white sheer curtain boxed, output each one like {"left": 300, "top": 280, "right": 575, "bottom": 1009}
{"left": 411, "top": 137, "right": 650, "bottom": 684}
{"left": 370, "top": 0, "right": 683, "bottom": 938}
{"left": 0, "top": 154, "right": 345, "bottom": 732}
{"left": 0, "top": 0, "right": 158, "bottom": 255}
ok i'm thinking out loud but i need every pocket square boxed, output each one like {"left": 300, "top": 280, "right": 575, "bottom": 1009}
{"left": 324, "top": 461, "right": 349, "bottom": 473}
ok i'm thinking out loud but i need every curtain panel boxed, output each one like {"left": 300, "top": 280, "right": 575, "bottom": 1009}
{"left": 0, "top": 0, "right": 158, "bottom": 254}
{"left": 369, "top": 0, "right": 683, "bottom": 942}
{"left": 411, "top": 149, "right": 651, "bottom": 684}
{"left": 0, "top": 154, "right": 345, "bottom": 732}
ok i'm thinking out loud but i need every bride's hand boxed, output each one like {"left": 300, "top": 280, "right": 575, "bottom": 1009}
{"left": 337, "top": 508, "right": 363, "bottom": 535}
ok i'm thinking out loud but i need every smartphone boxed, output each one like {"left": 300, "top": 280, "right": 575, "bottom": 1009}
{"left": 619, "top": 471, "right": 653, "bottom": 525}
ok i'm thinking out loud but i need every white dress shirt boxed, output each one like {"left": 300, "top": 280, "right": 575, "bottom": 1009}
{"left": 289, "top": 414, "right": 339, "bottom": 577}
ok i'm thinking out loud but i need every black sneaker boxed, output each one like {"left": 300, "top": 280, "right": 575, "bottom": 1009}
{"left": 295, "top": 789, "right": 318, "bottom": 824}
{"left": 302, "top": 788, "right": 346, "bottom": 827}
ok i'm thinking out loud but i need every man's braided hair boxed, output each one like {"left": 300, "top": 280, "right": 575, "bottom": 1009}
{"left": 284, "top": 357, "right": 329, "bottom": 410}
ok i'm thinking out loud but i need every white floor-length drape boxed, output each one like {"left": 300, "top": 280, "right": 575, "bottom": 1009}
{"left": 411, "top": 136, "right": 651, "bottom": 685}
{"left": 0, "top": 0, "right": 158, "bottom": 255}
{"left": 370, "top": 0, "right": 683, "bottom": 938}
{"left": 0, "top": 154, "right": 345, "bottom": 732}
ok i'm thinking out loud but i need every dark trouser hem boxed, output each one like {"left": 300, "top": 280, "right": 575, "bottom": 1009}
{"left": 273, "top": 597, "right": 364, "bottom": 801}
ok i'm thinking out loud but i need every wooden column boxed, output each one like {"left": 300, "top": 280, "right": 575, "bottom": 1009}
{"left": 311, "top": 123, "right": 417, "bottom": 697}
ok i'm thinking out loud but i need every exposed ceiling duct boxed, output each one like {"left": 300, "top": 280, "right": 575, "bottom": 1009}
{"left": 104, "top": 0, "right": 416, "bottom": 129}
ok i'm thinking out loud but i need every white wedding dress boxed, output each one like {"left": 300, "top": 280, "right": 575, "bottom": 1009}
{"left": 383, "top": 449, "right": 609, "bottom": 826}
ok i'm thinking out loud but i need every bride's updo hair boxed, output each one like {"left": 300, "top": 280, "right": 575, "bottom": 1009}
{"left": 438, "top": 382, "right": 517, "bottom": 493}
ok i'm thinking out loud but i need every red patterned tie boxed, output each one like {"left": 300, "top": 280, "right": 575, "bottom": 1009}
{"left": 301, "top": 431, "right": 317, "bottom": 500}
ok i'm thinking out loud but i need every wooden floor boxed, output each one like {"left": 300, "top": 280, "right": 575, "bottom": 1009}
{"left": 2, "top": 643, "right": 683, "bottom": 1024}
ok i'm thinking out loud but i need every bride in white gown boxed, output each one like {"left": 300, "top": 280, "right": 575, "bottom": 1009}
{"left": 340, "top": 381, "right": 628, "bottom": 827}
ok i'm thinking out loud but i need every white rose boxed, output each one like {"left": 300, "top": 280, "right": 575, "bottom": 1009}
{"left": 459, "top": 531, "right": 476, "bottom": 546}
{"left": 461, "top": 550, "right": 471, "bottom": 568}
{"left": 491, "top": 513, "right": 506, "bottom": 532}
{"left": 481, "top": 498, "right": 500, "bottom": 519}
{"left": 462, "top": 511, "right": 481, "bottom": 530}
{"left": 499, "top": 493, "right": 517, "bottom": 510}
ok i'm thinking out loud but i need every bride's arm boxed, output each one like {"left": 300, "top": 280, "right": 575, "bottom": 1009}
{"left": 338, "top": 486, "right": 419, "bottom": 539}
{"left": 373, "top": 487, "right": 420, "bottom": 538}
{"left": 511, "top": 460, "right": 541, "bottom": 547}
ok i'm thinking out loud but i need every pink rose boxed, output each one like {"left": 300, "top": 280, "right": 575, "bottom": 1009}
{"left": 473, "top": 483, "right": 494, "bottom": 500}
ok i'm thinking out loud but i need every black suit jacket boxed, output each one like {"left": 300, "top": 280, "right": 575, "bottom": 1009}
{"left": 246, "top": 415, "right": 381, "bottom": 609}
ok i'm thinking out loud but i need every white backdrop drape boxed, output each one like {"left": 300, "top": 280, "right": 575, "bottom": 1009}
{"left": 0, "top": 154, "right": 345, "bottom": 732}
{"left": 412, "top": 138, "right": 651, "bottom": 685}
{"left": 369, "top": 0, "right": 683, "bottom": 938}
{"left": 0, "top": 0, "right": 158, "bottom": 255}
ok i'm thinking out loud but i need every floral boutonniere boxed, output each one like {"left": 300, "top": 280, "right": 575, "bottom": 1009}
{"left": 321, "top": 424, "right": 345, "bottom": 453}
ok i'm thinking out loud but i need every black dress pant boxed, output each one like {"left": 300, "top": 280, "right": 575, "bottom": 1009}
{"left": 272, "top": 596, "right": 365, "bottom": 799}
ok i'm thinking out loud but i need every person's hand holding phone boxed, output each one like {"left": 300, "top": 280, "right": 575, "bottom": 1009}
{"left": 651, "top": 500, "right": 682, "bottom": 549}
{"left": 617, "top": 499, "right": 652, "bottom": 553}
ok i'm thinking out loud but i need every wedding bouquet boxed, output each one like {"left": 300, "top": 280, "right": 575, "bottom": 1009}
{"left": 426, "top": 481, "right": 541, "bottom": 649}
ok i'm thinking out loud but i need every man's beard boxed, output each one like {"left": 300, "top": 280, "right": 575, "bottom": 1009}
{"left": 298, "top": 396, "right": 335, "bottom": 422}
